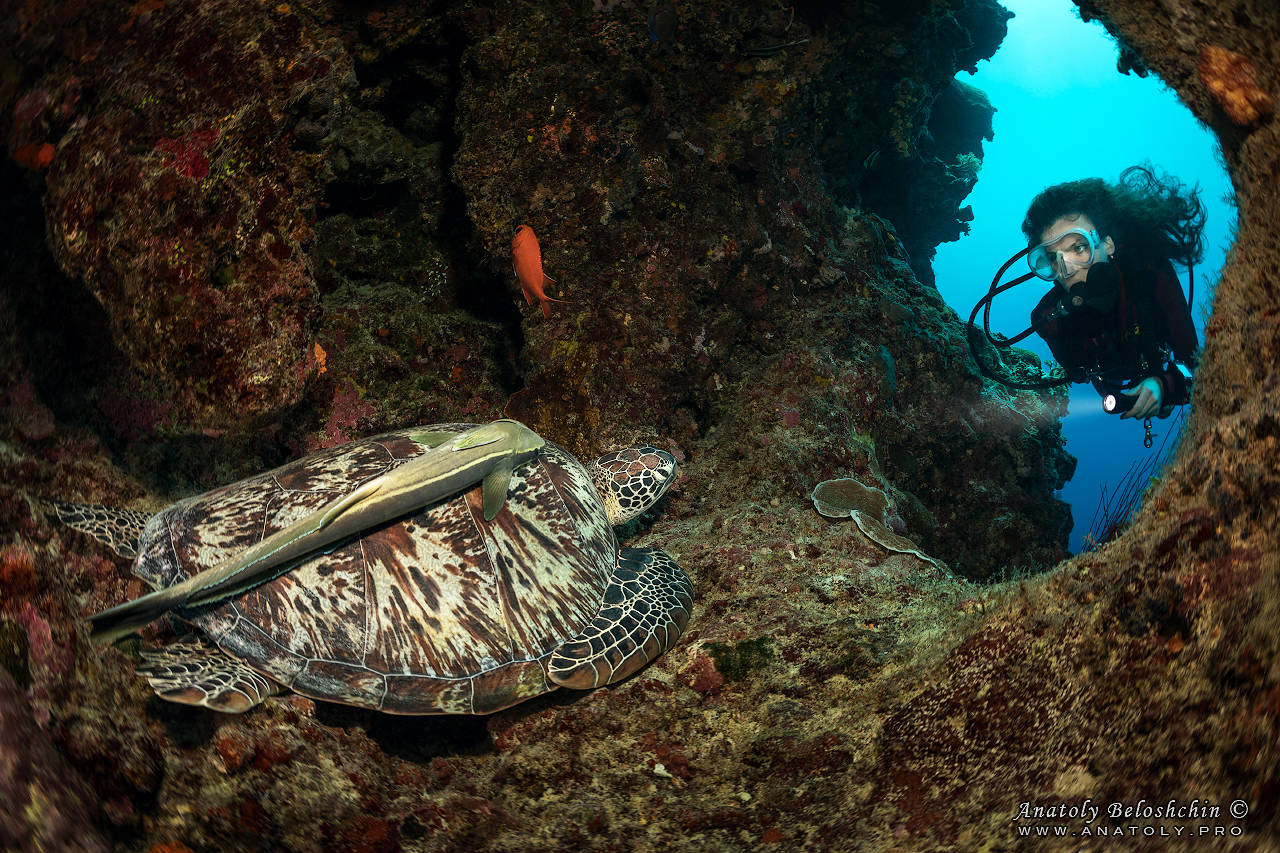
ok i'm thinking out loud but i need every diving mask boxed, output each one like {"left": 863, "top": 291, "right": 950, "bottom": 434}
{"left": 1027, "top": 228, "right": 1108, "bottom": 282}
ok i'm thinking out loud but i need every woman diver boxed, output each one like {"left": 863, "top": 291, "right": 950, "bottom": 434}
{"left": 1022, "top": 166, "right": 1204, "bottom": 423}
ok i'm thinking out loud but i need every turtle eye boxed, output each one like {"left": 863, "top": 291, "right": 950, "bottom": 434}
{"left": 634, "top": 448, "right": 677, "bottom": 490}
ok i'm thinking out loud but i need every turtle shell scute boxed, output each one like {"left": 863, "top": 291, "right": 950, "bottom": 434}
{"left": 135, "top": 424, "right": 618, "bottom": 714}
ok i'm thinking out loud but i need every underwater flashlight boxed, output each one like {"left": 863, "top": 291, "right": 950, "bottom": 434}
{"left": 1102, "top": 392, "right": 1136, "bottom": 414}
{"left": 1045, "top": 292, "right": 1087, "bottom": 322}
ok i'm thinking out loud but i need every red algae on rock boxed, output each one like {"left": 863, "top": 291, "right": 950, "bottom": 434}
{"left": 0, "top": 668, "right": 109, "bottom": 852}
{"left": 13, "top": 0, "right": 354, "bottom": 428}
{"left": 144, "top": 843, "right": 197, "bottom": 853}
{"left": 0, "top": 542, "right": 39, "bottom": 600}
{"left": 4, "top": 377, "right": 56, "bottom": 441}
{"left": 681, "top": 653, "right": 726, "bottom": 696}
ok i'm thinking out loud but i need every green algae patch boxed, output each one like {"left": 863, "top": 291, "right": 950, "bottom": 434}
{"left": 707, "top": 637, "right": 774, "bottom": 682}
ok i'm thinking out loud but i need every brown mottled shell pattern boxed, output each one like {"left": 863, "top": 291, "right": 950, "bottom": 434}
{"left": 133, "top": 424, "right": 620, "bottom": 714}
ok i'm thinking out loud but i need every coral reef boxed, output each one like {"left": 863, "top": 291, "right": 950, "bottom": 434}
{"left": 9, "top": 0, "right": 351, "bottom": 427}
{"left": 0, "top": 668, "right": 109, "bottom": 852}
{"left": 861, "top": 76, "right": 999, "bottom": 284}
{"left": 825, "top": 7, "right": 1008, "bottom": 284}
{"left": 0, "top": 0, "right": 1277, "bottom": 850}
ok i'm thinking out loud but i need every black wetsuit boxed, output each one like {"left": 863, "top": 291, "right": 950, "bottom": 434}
{"left": 1030, "top": 256, "right": 1198, "bottom": 405}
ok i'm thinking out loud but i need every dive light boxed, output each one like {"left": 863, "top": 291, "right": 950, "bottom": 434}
{"left": 1102, "top": 391, "right": 1135, "bottom": 414}
{"left": 1045, "top": 292, "right": 1086, "bottom": 322}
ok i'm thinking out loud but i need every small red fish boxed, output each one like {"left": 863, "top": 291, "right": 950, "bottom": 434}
{"left": 512, "top": 225, "right": 569, "bottom": 318}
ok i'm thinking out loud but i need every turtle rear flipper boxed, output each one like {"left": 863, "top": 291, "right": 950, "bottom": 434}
{"left": 547, "top": 547, "right": 693, "bottom": 690}
{"left": 46, "top": 501, "right": 152, "bottom": 559}
{"left": 137, "top": 637, "right": 282, "bottom": 713}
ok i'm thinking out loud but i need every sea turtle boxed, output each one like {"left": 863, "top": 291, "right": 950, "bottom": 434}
{"left": 53, "top": 421, "right": 693, "bottom": 714}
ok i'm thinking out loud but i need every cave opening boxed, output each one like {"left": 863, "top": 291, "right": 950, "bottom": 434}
{"left": 931, "top": 0, "right": 1236, "bottom": 554}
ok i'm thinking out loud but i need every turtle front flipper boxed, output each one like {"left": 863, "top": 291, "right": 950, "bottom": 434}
{"left": 46, "top": 501, "right": 152, "bottom": 559}
{"left": 136, "top": 637, "right": 282, "bottom": 713}
{"left": 547, "top": 547, "right": 694, "bottom": 690}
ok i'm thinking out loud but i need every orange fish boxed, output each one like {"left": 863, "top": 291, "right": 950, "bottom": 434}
{"left": 512, "top": 225, "right": 569, "bottom": 318}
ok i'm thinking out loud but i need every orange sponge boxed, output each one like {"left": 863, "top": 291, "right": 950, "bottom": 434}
{"left": 1198, "top": 45, "right": 1274, "bottom": 127}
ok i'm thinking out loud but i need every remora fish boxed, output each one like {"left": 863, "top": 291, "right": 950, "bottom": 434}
{"left": 89, "top": 419, "right": 545, "bottom": 644}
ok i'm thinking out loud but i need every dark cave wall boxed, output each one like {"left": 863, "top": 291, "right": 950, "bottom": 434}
{"left": 0, "top": 0, "right": 1277, "bottom": 850}
{"left": 0, "top": 0, "right": 1071, "bottom": 573}
{"left": 860, "top": 76, "right": 996, "bottom": 285}
{"left": 800, "top": 2, "right": 1011, "bottom": 285}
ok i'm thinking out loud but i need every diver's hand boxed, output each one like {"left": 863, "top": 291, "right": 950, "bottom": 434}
{"left": 1120, "top": 377, "right": 1163, "bottom": 419}
{"left": 1085, "top": 258, "right": 1119, "bottom": 288}
{"left": 1075, "top": 261, "right": 1120, "bottom": 312}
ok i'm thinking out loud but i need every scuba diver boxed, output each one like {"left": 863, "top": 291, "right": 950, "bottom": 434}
{"left": 969, "top": 166, "right": 1205, "bottom": 446}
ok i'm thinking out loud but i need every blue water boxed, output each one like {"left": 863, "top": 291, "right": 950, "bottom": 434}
{"left": 932, "top": 0, "right": 1236, "bottom": 553}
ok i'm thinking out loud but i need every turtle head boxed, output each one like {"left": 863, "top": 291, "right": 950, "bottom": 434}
{"left": 590, "top": 446, "right": 678, "bottom": 525}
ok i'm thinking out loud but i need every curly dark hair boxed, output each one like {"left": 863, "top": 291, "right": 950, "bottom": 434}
{"left": 1021, "top": 165, "right": 1206, "bottom": 267}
